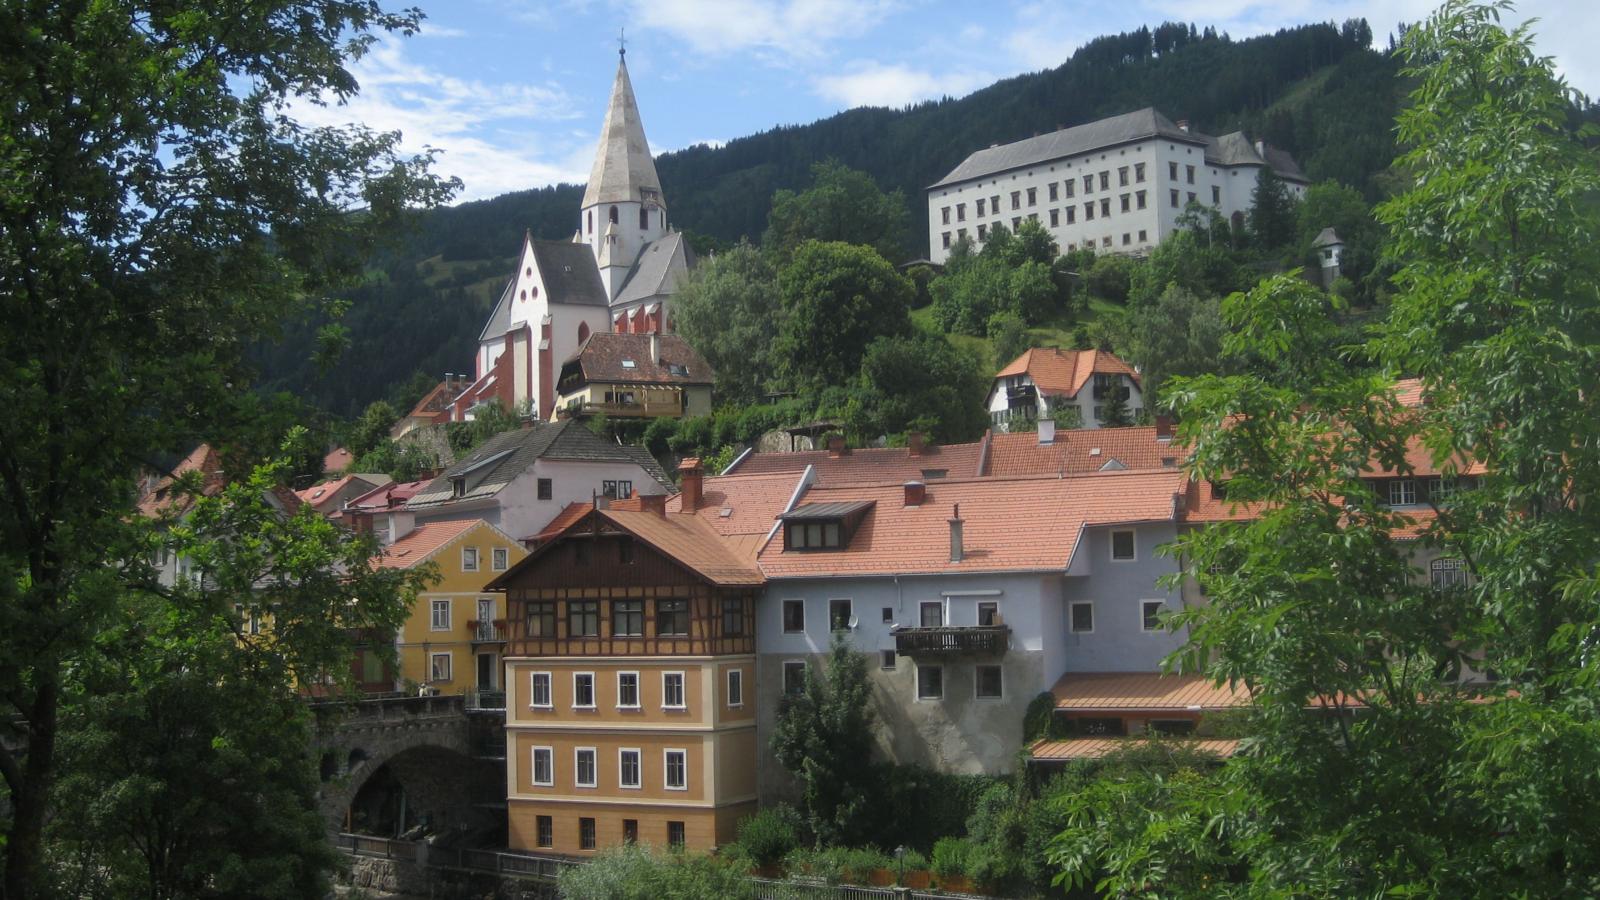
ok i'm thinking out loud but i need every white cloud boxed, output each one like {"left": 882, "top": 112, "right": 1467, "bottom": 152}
{"left": 813, "top": 62, "right": 993, "bottom": 108}
{"left": 287, "top": 42, "right": 594, "bottom": 202}
{"left": 630, "top": 0, "right": 901, "bottom": 59}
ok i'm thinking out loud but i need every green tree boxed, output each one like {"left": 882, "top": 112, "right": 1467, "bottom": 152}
{"left": 857, "top": 334, "right": 991, "bottom": 443}
{"left": 764, "top": 160, "right": 910, "bottom": 265}
{"left": 0, "top": 4, "right": 453, "bottom": 894}
{"left": 1083, "top": 253, "right": 1135, "bottom": 302}
{"left": 1296, "top": 180, "right": 1382, "bottom": 299}
{"left": 558, "top": 842, "right": 755, "bottom": 900}
{"left": 346, "top": 400, "right": 399, "bottom": 459}
{"left": 770, "top": 633, "right": 877, "bottom": 847}
{"left": 671, "top": 242, "right": 781, "bottom": 405}
{"left": 774, "top": 241, "right": 913, "bottom": 392}
{"left": 1248, "top": 166, "right": 1299, "bottom": 251}
{"left": 1122, "top": 284, "right": 1228, "bottom": 406}
{"left": 987, "top": 312, "right": 1031, "bottom": 370}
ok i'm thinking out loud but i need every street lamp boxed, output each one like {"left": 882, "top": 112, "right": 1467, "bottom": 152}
{"left": 895, "top": 845, "right": 906, "bottom": 886}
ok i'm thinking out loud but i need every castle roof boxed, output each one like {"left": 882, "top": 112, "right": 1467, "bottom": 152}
{"left": 581, "top": 54, "right": 663, "bottom": 209}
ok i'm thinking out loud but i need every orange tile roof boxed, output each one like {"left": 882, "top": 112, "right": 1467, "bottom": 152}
{"left": 1050, "top": 672, "right": 1253, "bottom": 711}
{"left": 667, "top": 471, "right": 804, "bottom": 538}
{"left": 375, "top": 519, "right": 482, "bottom": 569}
{"left": 726, "top": 441, "right": 985, "bottom": 485}
{"left": 323, "top": 447, "right": 354, "bottom": 474}
{"left": 603, "top": 508, "right": 765, "bottom": 586}
{"left": 529, "top": 501, "right": 593, "bottom": 543}
{"left": 1394, "top": 377, "right": 1425, "bottom": 407}
{"left": 1181, "top": 478, "right": 1264, "bottom": 524}
{"left": 295, "top": 473, "right": 359, "bottom": 511}
{"left": 137, "top": 444, "right": 227, "bottom": 518}
{"left": 994, "top": 348, "right": 1140, "bottom": 397}
{"left": 756, "top": 471, "right": 1185, "bottom": 578}
{"left": 986, "top": 426, "right": 1183, "bottom": 476}
{"left": 1029, "top": 737, "right": 1240, "bottom": 761}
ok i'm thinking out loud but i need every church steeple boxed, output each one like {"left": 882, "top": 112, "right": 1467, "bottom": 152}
{"left": 580, "top": 49, "right": 668, "bottom": 300}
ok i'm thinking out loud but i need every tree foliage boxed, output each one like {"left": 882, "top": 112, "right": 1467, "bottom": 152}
{"left": 557, "top": 842, "right": 755, "bottom": 900}
{"left": 670, "top": 241, "right": 781, "bottom": 405}
{"left": 770, "top": 633, "right": 877, "bottom": 847}
{"left": 1248, "top": 166, "right": 1299, "bottom": 252}
{"left": 774, "top": 241, "right": 912, "bottom": 392}
{"left": 857, "top": 334, "right": 992, "bottom": 443}
{"left": 764, "top": 160, "right": 910, "bottom": 265}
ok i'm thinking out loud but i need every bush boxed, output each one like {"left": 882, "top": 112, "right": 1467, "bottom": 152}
{"left": 930, "top": 837, "right": 971, "bottom": 880}
{"left": 736, "top": 804, "right": 802, "bottom": 868}
{"left": 838, "top": 847, "right": 892, "bottom": 884}
{"left": 1084, "top": 253, "right": 1135, "bottom": 302}
{"left": 557, "top": 843, "right": 754, "bottom": 899}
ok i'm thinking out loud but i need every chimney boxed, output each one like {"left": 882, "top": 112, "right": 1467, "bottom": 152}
{"left": 1177, "top": 119, "right": 1190, "bottom": 132}
{"left": 904, "top": 481, "right": 926, "bottom": 507}
{"left": 386, "top": 510, "right": 415, "bottom": 546}
{"left": 827, "top": 435, "right": 847, "bottom": 457}
{"left": 679, "top": 457, "right": 704, "bottom": 512}
{"left": 1155, "top": 415, "right": 1174, "bottom": 442}
{"left": 948, "top": 503, "right": 964, "bottom": 563}
{"left": 639, "top": 494, "right": 667, "bottom": 517}
{"left": 650, "top": 331, "right": 661, "bottom": 363}
{"left": 1038, "top": 418, "right": 1056, "bottom": 446}
{"left": 1255, "top": 139, "right": 1266, "bottom": 157}
{"left": 908, "top": 431, "right": 925, "bottom": 457}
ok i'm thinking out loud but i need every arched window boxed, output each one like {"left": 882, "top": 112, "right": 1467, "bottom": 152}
{"left": 577, "top": 322, "right": 590, "bottom": 343}
{"left": 639, "top": 207, "right": 649, "bottom": 230}
{"left": 586, "top": 210, "right": 592, "bottom": 234}
{"left": 608, "top": 205, "right": 618, "bottom": 225}
{"left": 1430, "top": 558, "right": 1469, "bottom": 593}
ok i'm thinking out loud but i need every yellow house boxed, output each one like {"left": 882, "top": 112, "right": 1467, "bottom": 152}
{"left": 377, "top": 519, "right": 529, "bottom": 702}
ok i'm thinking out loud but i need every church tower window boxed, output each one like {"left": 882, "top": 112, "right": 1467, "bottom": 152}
{"left": 586, "top": 211, "right": 592, "bottom": 234}
{"left": 609, "top": 205, "right": 619, "bottom": 225}
{"left": 577, "top": 322, "right": 590, "bottom": 343}
{"left": 640, "top": 207, "right": 649, "bottom": 230}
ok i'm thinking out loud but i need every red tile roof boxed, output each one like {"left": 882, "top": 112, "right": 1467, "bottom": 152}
{"left": 563, "top": 332, "right": 713, "bottom": 385}
{"left": 1050, "top": 672, "right": 1253, "bottom": 711}
{"left": 323, "top": 447, "right": 354, "bottom": 474}
{"left": 725, "top": 440, "right": 985, "bottom": 485}
{"left": 529, "top": 501, "right": 593, "bottom": 544}
{"left": 986, "top": 426, "right": 1182, "bottom": 476}
{"left": 994, "top": 348, "right": 1140, "bottom": 397}
{"left": 1394, "top": 377, "right": 1425, "bottom": 407}
{"left": 1030, "top": 737, "right": 1240, "bottom": 760}
{"left": 375, "top": 519, "right": 482, "bottom": 569}
{"left": 756, "top": 471, "right": 1185, "bottom": 578}
{"left": 347, "top": 479, "right": 430, "bottom": 512}
{"left": 503, "top": 505, "right": 764, "bottom": 587}
{"left": 137, "top": 444, "right": 227, "bottom": 518}
{"left": 667, "top": 472, "right": 803, "bottom": 536}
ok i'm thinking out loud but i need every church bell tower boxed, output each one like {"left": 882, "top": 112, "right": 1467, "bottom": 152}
{"left": 579, "top": 46, "right": 667, "bottom": 300}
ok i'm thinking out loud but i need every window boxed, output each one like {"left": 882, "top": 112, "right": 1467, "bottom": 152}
{"left": 722, "top": 597, "right": 745, "bottom": 635}
{"left": 568, "top": 600, "right": 599, "bottom": 637}
{"left": 579, "top": 817, "right": 596, "bottom": 850}
{"left": 916, "top": 664, "right": 944, "bottom": 700}
{"left": 663, "top": 672, "right": 686, "bottom": 709}
{"left": 1120, "top": 194, "right": 1130, "bottom": 213}
{"left": 1431, "top": 558, "right": 1470, "bottom": 592}
{"left": 430, "top": 652, "right": 452, "bottom": 682}
{"left": 1099, "top": 171, "right": 1109, "bottom": 190}
{"left": 531, "top": 747, "right": 553, "bottom": 786}
{"left": 1122, "top": 233, "right": 1131, "bottom": 245}
{"left": 1085, "top": 202, "right": 1095, "bottom": 221}
{"left": 1048, "top": 182, "right": 1058, "bottom": 201}
{"left": 783, "top": 661, "right": 806, "bottom": 696}
{"left": 1118, "top": 166, "right": 1129, "bottom": 186}
{"left": 537, "top": 478, "right": 552, "bottom": 500}
{"left": 1102, "top": 236, "right": 1112, "bottom": 248}
{"left": 881, "top": 606, "right": 894, "bottom": 623}
{"left": 640, "top": 206, "right": 650, "bottom": 229}
{"left": 941, "top": 206, "right": 950, "bottom": 225}
{"left": 1150, "top": 719, "right": 1196, "bottom": 736}
{"left": 941, "top": 232, "right": 950, "bottom": 249}
{"left": 956, "top": 203, "right": 966, "bottom": 221}
{"left": 656, "top": 598, "right": 689, "bottom": 636}
{"left": 573, "top": 672, "right": 595, "bottom": 708}
{"left": 1211, "top": 185, "right": 1221, "bottom": 204}
{"left": 1137, "top": 190, "right": 1147, "bottom": 209}
{"left": 492, "top": 547, "right": 509, "bottom": 571}
{"left": 991, "top": 194, "right": 1000, "bottom": 211}
{"left": 977, "top": 601, "right": 999, "bottom": 627}
{"left": 1141, "top": 600, "right": 1165, "bottom": 632}
{"left": 623, "top": 819, "right": 638, "bottom": 843}
{"left": 612, "top": 599, "right": 643, "bottom": 636}
{"left": 530, "top": 671, "right": 552, "bottom": 708}
{"left": 1170, "top": 189, "right": 1179, "bottom": 208}
{"left": 1187, "top": 191, "right": 1196, "bottom": 205}
{"left": 919, "top": 600, "right": 943, "bottom": 627}
{"left": 618, "top": 539, "right": 635, "bottom": 565}
{"left": 829, "top": 598, "right": 852, "bottom": 631}
{"left": 1111, "top": 529, "right": 1136, "bottom": 561}
{"left": 1100, "top": 198, "right": 1110, "bottom": 218}
{"left": 1010, "top": 191, "right": 1020, "bottom": 210}
{"left": 881, "top": 650, "right": 897, "bottom": 670}
{"left": 1066, "top": 206, "right": 1076, "bottom": 224}
{"left": 461, "top": 547, "right": 479, "bottom": 572}
{"left": 664, "top": 749, "right": 687, "bottom": 790}
{"left": 536, "top": 815, "right": 553, "bottom": 847}
{"left": 1064, "top": 179, "right": 1075, "bottom": 198}
{"left": 1083, "top": 174, "right": 1093, "bottom": 193}
{"left": 786, "top": 520, "right": 843, "bottom": 550}
{"left": 1012, "top": 216, "right": 1021, "bottom": 229}
{"left": 430, "top": 599, "right": 451, "bottom": 631}
{"left": 1388, "top": 479, "right": 1418, "bottom": 506}
{"left": 975, "top": 665, "right": 1003, "bottom": 699}
{"left": 1169, "top": 161, "right": 1178, "bottom": 180}
{"left": 1049, "top": 209, "right": 1059, "bottom": 227}
{"left": 1026, "top": 187, "right": 1037, "bottom": 206}
{"left": 727, "top": 668, "right": 744, "bottom": 707}
{"left": 1028, "top": 212, "right": 1038, "bottom": 222}
{"left": 608, "top": 205, "right": 618, "bottom": 224}
{"left": 602, "top": 479, "right": 633, "bottom": 500}
{"left": 1429, "top": 477, "right": 1468, "bottom": 502}
{"left": 617, "top": 671, "right": 639, "bottom": 708}
{"left": 526, "top": 601, "right": 556, "bottom": 637}
{"left": 976, "top": 224, "right": 987, "bottom": 240}
{"left": 1075, "top": 716, "right": 1126, "bottom": 736}
{"left": 1135, "top": 162, "right": 1146, "bottom": 182}
{"left": 619, "top": 748, "right": 641, "bottom": 788}
{"left": 1070, "top": 601, "right": 1094, "bottom": 633}
{"left": 1185, "top": 164, "right": 1195, "bottom": 184}
{"left": 976, "top": 198, "right": 986, "bottom": 216}
{"left": 575, "top": 748, "right": 597, "bottom": 788}
{"left": 782, "top": 599, "right": 805, "bottom": 633}
{"left": 1138, "top": 229, "right": 1148, "bottom": 241}
{"left": 667, "top": 821, "right": 686, "bottom": 848}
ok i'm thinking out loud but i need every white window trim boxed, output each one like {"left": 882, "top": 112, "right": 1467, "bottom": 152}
{"left": 530, "top": 746, "right": 554, "bottom": 787}
{"left": 616, "top": 671, "right": 640, "bottom": 709}
{"left": 1110, "top": 529, "right": 1138, "bottom": 562}
{"left": 1069, "top": 600, "right": 1095, "bottom": 634}
{"left": 574, "top": 747, "right": 598, "bottom": 789}
{"left": 663, "top": 748, "right": 688, "bottom": 791}
{"left": 974, "top": 664, "right": 1004, "bottom": 700}
{"left": 429, "top": 651, "right": 452, "bottom": 682}
{"left": 916, "top": 663, "right": 944, "bottom": 702}
{"left": 618, "top": 747, "right": 642, "bottom": 790}
{"left": 461, "top": 545, "right": 480, "bottom": 572}
{"left": 662, "top": 671, "right": 686, "bottom": 710}
{"left": 572, "top": 671, "right": 596, "bottom": 709}
{"left": 726, "top": 669, "right": 743, "bottom": 708}
{"left": 430, "top": 598, "right": 451, "bottom": 631}
{"left": 491, "top": 546, "right": 509, "bottom": 572}
{"left": 828, "top": 597, "right": 853, "bottom": 630}
{"left": 1141, "top": 599, "right": 1166, "bottom": 633}
{"left": 781, "top": 598, "right": 805, "bottom": 633}
{"left": 529, "top": 671, "right": 552, "bottom": 709}
{"left": 918, "top": 599, "right": 945, "bottom": 628}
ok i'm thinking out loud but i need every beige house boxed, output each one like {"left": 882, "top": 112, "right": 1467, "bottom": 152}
{"left": 554, "top": 331, "right": 713, "bottom": 421}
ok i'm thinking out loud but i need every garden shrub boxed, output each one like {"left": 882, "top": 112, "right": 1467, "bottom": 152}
{"left": 930, "top": 837, "right": 971, "bottom": 880}
{"left": 557, "top": 842, "right": 753, "bottom": 900}
{"left": 838, "top": 847, "right": 892, "bottom": 884}
{"left": 735, "top": 804, "right": 803, "bottom": 868}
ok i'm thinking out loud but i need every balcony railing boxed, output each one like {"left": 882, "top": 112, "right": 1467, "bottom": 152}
{"left": 469, "top": 620, "right": 507, "bottom": 643}
{"left": 465, "top": 689, "right": 506, "bottom": 712}
{"left": 893, "top": 625, "right": 1011, "bottom": 657}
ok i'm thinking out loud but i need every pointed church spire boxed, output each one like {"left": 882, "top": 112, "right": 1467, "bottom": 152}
{"left": 580, "top": 50, "right": 663, "bottom": 210}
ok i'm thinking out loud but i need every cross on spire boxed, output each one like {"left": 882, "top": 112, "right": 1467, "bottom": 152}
{"left": 618, "top": 28, "right": 626, "bottom": 58}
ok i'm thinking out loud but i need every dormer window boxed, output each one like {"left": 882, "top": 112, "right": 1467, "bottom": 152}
{"left": 621, "top": 359, "right": 636, "bottom": 369}
{"left": 780, "top": 500, "right": 873, "bottom": 552}
{"left": 451, "top": 476, "right": 467, "bottom": 499}
{"left": 666, "top": 363, "right": 689, "bottom": 376}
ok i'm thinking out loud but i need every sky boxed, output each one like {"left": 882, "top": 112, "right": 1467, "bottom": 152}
{"left": 290, "top": 1, "right": 1600, "bottom": 204}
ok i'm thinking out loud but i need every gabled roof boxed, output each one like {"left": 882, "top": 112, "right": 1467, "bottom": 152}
{"left": 725, "top": 440, "right": 986, "bottom": 485}
{"left": 138, "top": 443, "right": 228, "bottom": 518}
{"left": 986, "top": 427, "right": 1181, "bottom": 476}
{"left": 294, "top": 473, "right": 389, "bottom": 513}
{"left": 561, "top": 332, "right": 713, "bottom": 386}
{"left": 531, "top": 240, "right": 610, "bottom": 308}
{"left": 667, "top": 470, "right": 808, "bottom": 563}
{"left": 479, "top": 278, "right": 516, "bottom": 341}
{"left": 347, "top": 479, "right": 431, "bottom": 513}
{"left": 993, "top": 348, "right": 1140, "bottom": 398}
{"left": 492, "top": 505, "right": 763, "bottom": 588}
{"left": 375, "top": 519, "right": 484, "bottom": 570}
{"left": 756, "top": 471, "right": 1185, "bottom": 578}
{"left": 407, "top": 420, "right": 672, "bottom": 509}
{"left": 615, "top": 231, "right": 693, "bottom": 307}
{"left": 323, "top": 447, "right": 354, "bottom": 475}
{"left": 931, "top": 108, "right": 1197, "bottom": 188}
{"left": 1030, "top": 737, "right": 1241, "bottom": 761}
{"left": 1050, "top": 672, "right": 1252, "bottom": 711}
{"left": 1313, "top": 227, "right": 1342, "bottom": 248}
{"left": 529, "top": 500, "right": 592, "bottom": 544}
{"left": 580, "top": 54, "right": 664, "bottom": 209}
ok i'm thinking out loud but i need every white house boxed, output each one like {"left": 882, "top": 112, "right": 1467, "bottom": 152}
{"left": 927, "top": 108, "right": 1307, "bottom": 263}
{"left": 987, "top": 347, "right": 1143, "bottom": 430}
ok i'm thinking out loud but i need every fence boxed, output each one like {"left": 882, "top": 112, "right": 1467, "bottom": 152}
{"left": 751, "top": 879, "right": 989, "bottom": 900}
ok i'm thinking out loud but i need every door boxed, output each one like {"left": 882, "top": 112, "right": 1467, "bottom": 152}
{"left": 476, "top": 653, "right": 495, "bottom": 690}
{"left": 477, "top": 597, "right": 495, "bottom": 640}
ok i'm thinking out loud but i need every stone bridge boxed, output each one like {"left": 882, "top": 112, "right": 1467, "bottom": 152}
{"left": 311, "top": 693, "right": 507, "bottom": 839}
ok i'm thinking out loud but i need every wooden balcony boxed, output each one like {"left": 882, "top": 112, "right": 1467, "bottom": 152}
{"left": 893, "top": 625, "right": 1011, "bottom": 657}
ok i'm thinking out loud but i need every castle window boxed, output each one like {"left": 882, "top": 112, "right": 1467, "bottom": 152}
{"left": 1135, "top": 162, "right": 1146, "bottom": 182}
{"left": 1212, "top": 185, "right": 1221, "bottom": 204}
{"left": 608, "top": 205, "right": 618, "bottom": 224}
{"left": 640, "top": 206, "right": 649, "bottom": 229}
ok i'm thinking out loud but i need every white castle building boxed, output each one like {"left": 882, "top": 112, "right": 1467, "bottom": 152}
{"left": 926, "top": 108, "right": 1306, "bottom": 263}
{"left": 452, "top": 50, "right": 692, "bottom": 422}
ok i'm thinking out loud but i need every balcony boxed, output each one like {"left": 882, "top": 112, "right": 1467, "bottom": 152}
{"left": 893, "top": 625, "right": 1011, "bottom": 657}
{"left": 465, "top": 689, "right": 506, "bottom": 713}
{"left": 468, "top": 620, "right": 507, "bottom": 643}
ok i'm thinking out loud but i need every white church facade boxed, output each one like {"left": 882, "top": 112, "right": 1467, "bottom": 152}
{"left": 451, "top": 51, "right": 693, "bottom": 422}
{"left": 926, "top": 108, "right": 1306, "bottom": 264}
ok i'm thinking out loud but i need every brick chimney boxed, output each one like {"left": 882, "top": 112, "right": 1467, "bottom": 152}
{"left": 908, "top": 431, "right": 925, "bottom": 457}
{"left": 1155, "top": 415, "right": 1174, "bottom": 442}
{"left": 639, "top": 493, "right": 667, "bottom": 517}
{"left": 948, "top": 503, "right": 964, "bottom": 563}
{"left": 679, "top": 457, "right": 704, "bottom": 512}
{"left": 904, "top": 481, "right": 926, "bottom": 507}
{"left": 1038, "top": 418, "right": 1056, "bottom": 446}
{"left": 827, "top": 435, "right": 848, "bottom": 457}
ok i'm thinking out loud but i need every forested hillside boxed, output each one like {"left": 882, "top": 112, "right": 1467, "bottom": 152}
{"left": 257, "top": 19, "right": 1404, "bottom": 415}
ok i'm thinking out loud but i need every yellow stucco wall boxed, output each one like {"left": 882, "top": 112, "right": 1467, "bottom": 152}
{"left": 396, "top": 521, "right": 528, "bottom": 693}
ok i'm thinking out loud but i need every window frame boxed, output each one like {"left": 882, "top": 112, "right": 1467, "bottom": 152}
{"left": 461, "top": 546, "right": 479, "bottom": 572}
{"left": 491, "top": 546, "right": 509, "bottom": 571}
{"left": 567, "top": 599, "right": 600, "bottom": 637}
{"left": 525, "top": 600, "right": 556, "bottom": 638}
{"left": 726, "top": 668, "right": 744, "bottom": 707}
{"left": 1070, "top": 601, "right": 1095, "bottom": 634}
{"left": 1140, "top": 599, "right": 1166, "bottom": 633}
{"left": 782, "top": 660, "right": 806, "bottom": 697}
{"left": 536, "top": 815, "right": 553, "bottom": 848}
{"left": 616, "top": 671, "right": 640, "bottom": 709}
{"left": 880, "top": 649, "right": 897, "bottom": 670}
{"left": 977, "top": 601, "right": 999, "bottom": 627}
{"left": 916, "top": 663, "right": 944, "bottom": 701}
{"left": 619, "top": 747, "right": 642, "bottom": 789}
{"left": 1389, "top": 479, "right": 1418, "bottom": 506}
{"left": 572, "top": 671, "right": 596, "bottom": 709}
{"left": 574, "top": 746, "right": 598, "bottom": 789}
{"left": 828, "top": 598, "right": 853, "bottom": 631}
{"left": 662, "top": 671, "right": 686, "bottom": 710}
{"left": 531, "top": 746, "right": 554, "bottom": 787}
{"left": 429, "top": 651, "right": 452, "bottom": 682}
{"left": 430, "top": 598, "right": 451, "bottom": 631}
{"left": 975, "top": 664, "right": 1004, "bottom": 700}
{"left": 612, "top": 598, "right": 644, "bottom": 637}
{"left": 919, "top": 600, "right": 944, "bottom": 628}
{"left": 782, "top": 599, "right": 805, "bottom": 633}
{"left": 656, "top": 597, "right": 690, "bottom": 636}
{"left": 529, "top": 671, "right": 552, "bottom": 708}
{"left": 537, "top": 477, "right": 553, "bottom": 500}
{"left": 578, "top": 816, "right": 596, "bottom": 851}
{"left": 664, "top": 748, "right": 688, "bottom": 791}
{"left": 721, "top": 596, "right": 745, "bottom": 636}
{"left": 667, "top": 821, "right": 686, "bottom": 848}
{"left": 1110, "top": 529, "right": 1137, "bottom": 562}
